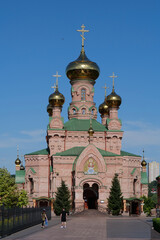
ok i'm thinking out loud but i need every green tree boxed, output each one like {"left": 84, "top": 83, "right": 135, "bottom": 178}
{"left": 0, "top": 168, "right": 28, "bottom": 207}
{"left": 54, "top": 180, "right": 71, "bottom": 215}
{"left": 142, "top": 195, "right": 156, "bottom": 216}
{"left": 108, "top": 173, "right": 123, "bottom": 215}
{"left": 148, "top": 180, "right": 157, "bottom": 198}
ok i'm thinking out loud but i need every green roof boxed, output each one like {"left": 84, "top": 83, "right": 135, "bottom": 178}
{"left": 131, "top": 167, "right": 136, "bottom": 175}
{"left": 25, "top": 148, "right": 49, "bottom": 155}
{"left": 120, "top": 150, "right": 141, "bottom": 157}
{"left": 63, "top": 118, "right": 107, "bottom": 132}
{"left": 141, "top": 171, "right": 148, "bottom": 184}
{"left": 53, "top": 146, "right": 117, "bottom": 157}
{"left": 53, "top": 147, "right": 85, "bottom": 156}
{"left": 30, "top": 167, "right": 36, "bottom": 173}
{"left": 15, "top": 170, "right": 25, "bottom": 184}
{"left": 97, "top": 148, "right": 119, "bottom": 157}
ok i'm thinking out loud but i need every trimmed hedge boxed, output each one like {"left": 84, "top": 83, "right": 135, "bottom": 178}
{"left": 153, "top": 218, "right": 160, "bottom": 233}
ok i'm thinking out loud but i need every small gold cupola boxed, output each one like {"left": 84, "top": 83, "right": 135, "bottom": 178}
{"left": 141, "top": 150, "right": 147, "bottom": 167}
{"left": 15, "top": 145, "right": 21, "bottom": 166}
{"left": 88, "top": 118, "right": 94, "bottom": 143}
{"left": 66, "top": 24, "right": 100, "bottom": 82}
{"left": 47, "top": 103, "right": 53, "bottom": 117}
{"left": 106, "top": 72, "right": 122, "bottom": 108}
{"left": 47, "top": 72, "right": 65, "bottom": 116}
{"left": 99, "top": 84, "right": 109, "bottom": 115}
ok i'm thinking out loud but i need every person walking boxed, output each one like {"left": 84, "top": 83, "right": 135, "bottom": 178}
{"left": 41, "top": 209, "right": 48, "bottom": 228}
{"left": 60, "top": 208, "right": 67, "bottom": 228}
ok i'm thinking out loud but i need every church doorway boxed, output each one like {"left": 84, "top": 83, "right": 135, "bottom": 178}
{"left": 83, "top": 183, "right": 99, "bottom": 209}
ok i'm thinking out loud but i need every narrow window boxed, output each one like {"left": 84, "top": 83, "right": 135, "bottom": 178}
{"left": 73, "top": 108, "right": 76, "bottom": 114}
{"left": 81, "top": 89, "right": 86, "bottom": 101}
{"left": 29, "top": 178, "right": 34, "bottom": 194}
{"left": 82, "top": 108, "right": 86, "bottom": 115}
{"left": 91, "top": 109, "right": 94, "bottom": 115}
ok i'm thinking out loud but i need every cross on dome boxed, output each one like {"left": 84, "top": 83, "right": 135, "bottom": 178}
{"left": 52, "top": 71, "right": 61, "bottom": 91}
{"left": 109, "top": 72, "right": 117, "bottom": 91}
{"left": 102, "top": 83, "right": 109, "bottom": 97}
{"left": 51, "top": 83, "right": 56, "bottom": 92}
{"left": 17, "top": 145, "right": 19, "bottom": 158}
{"left": 143, "top": 149, "right": 145, "bottom": 159}
{"left": 77, "top": 24, "right": 89, "bottom": 49}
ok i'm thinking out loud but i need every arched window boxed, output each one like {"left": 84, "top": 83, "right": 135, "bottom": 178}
{"left": 82, "top": 108, "right": 86, "bottom": 115}
{"left": 72, "top": 108, "right": 76, "bottom": 115}
{"left": 91, "top": 108, "right": 95, "bottom": 115}
{"left": 81, "top": 88, "right": 86, "bottom": 101}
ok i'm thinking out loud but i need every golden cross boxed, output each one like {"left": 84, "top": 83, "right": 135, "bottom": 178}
{"left": 51, "top": 83, "right": 56, "bottom": 92}
{"left": 52, "top": 71, "right": 61, "bottom": 90}
{"left": 77, "top": 24, "right": 89, "bottom": 48}
{"left": 109, "top": 72, "right": 117, "bottom": 90}
{"left": 102, "top": 83, "right": 109, "bottom": 97}
{"left": 143, "top": 149, "right": 145, "bottom": 160}
{"left": 21, "top": 155, "right": 24, "bottom": 164}
{"left": 17, "top": 145, "right": 19, "bottom": 158}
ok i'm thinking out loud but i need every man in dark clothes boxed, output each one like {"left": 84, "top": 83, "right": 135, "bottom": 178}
{"left": 60, "top": 208, "right": 67, "bottom": 228}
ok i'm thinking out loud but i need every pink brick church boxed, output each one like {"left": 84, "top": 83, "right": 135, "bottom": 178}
{"left": 15, "top": 25, "right": 148, "bottom": 215}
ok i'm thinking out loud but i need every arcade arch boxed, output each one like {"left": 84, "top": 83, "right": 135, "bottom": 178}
{"left": 83, "top": 182, "right": 99, "bottom": 209}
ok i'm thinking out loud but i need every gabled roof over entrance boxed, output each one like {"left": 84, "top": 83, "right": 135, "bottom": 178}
{"left": 52, "top": 146, "right": 141, "bottom": 157}
{"left": 52, "top": 146, "right": 119, "bottom": 157}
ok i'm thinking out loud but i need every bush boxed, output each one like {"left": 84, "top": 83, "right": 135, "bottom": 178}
{"left": 153, "top": 218, "right": 160, "bottom": 233}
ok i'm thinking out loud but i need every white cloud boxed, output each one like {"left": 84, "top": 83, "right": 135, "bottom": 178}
{"left": 20, "top": 129, "right": 46, "bottom": 137}
{"left": 0, "top": 129, "right": 46, "bottom": 148}
{"left": 122, "top": 121, "right": 160, "bottom": 147}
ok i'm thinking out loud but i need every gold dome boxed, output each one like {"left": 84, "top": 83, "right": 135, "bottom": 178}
{"left": 88, "top": 126, "right": 94, "bottom": 137}
{"left": 141, "top": 160, "right": 147, "bottom": 167}
{"left": 99, "top": 99, "right": 109, "bottom": 115}
{"left": 106, "top": 89, "right": 122, "bottom": 108}
{"left": 47, "top": 103, "right": 53, "bottom": 116}
{"left": 15, "top": 157, "right": 21, "bottom": 165}
{"left": 20, "top": 164, "right": 25, "bottom": 170}
{"left": 66, "top": 50, "right": 100, "bottom": 81}
{"left": 141, "top": 150, "right": 147, "bottom": 167}
{"left": 49, "top": 89, "right": 65, "bottom": 107}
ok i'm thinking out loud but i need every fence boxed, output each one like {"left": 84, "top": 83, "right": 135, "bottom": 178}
{"left": 0, "top": 205, "right": 51, "bottom": 238}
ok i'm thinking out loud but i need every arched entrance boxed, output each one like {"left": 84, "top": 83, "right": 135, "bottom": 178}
{"left": 83, "top": 183, "right": 99, "bottom": 209}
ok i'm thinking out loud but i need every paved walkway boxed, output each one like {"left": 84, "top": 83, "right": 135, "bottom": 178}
{"left": 4, "top": 210, "right": 160, "bottom": 240}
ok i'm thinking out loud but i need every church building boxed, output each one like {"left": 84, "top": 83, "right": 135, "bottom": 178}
{"left": 15, "top": 25, "right": 148, "bottom": 215}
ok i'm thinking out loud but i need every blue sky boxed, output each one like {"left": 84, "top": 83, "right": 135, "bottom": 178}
{"left": 0, "top": 0, "right": 160, "bottom": 174}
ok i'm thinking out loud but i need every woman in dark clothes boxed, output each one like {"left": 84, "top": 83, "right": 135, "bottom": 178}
{"left": 60, "top": 208, "right": 67, "bottom": 228}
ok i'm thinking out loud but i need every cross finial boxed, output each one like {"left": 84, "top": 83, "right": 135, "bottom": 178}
{"left": 21, "top": 155, "right": 24, "bottom": 164}
{"left": 77, "top": 24, "right": 89, "bottom": 50}
{"left": 52, "top": 71, "right": 61, "bottom": 91}
{"left": 109, "top": 72, "right": 117, "bottom": 92}
{"left": 17, "top": 145, "right": 19, "bottom": 158}
{"left": 51, "top": 83, "right": 56, "bottom": 92}
{"left": 143, "top": 149, "right": 145, "bottom": 160}
{"left": 102, "top": 83, "right": 109, "bottom": 97}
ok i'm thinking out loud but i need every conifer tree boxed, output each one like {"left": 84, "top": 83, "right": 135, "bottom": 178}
{"left": 54, "top": 180, "right": 71, "bottom": 215}
{"left": 108, "top": 173, "right": 123, "bottom": 215}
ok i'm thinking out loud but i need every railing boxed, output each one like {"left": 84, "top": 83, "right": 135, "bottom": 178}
{"left": 0, "top": 205, "right": 51, "bottom": 238}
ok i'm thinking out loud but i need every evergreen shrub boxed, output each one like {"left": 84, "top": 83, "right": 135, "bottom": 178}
{"left": 153, "top": 218, "right": 160, "bottom": 233}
